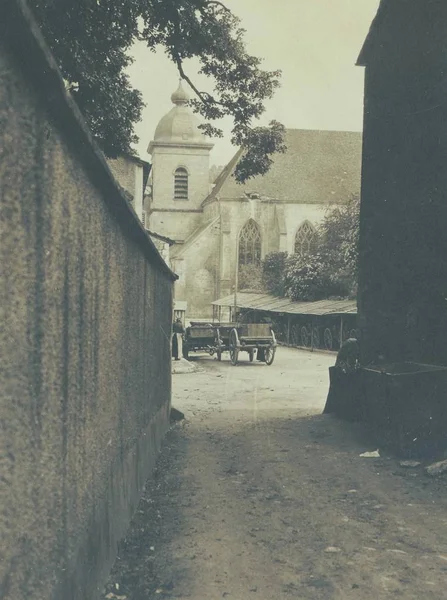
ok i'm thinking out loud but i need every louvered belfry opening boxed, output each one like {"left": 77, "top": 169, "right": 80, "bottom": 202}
{"left": 295, "top": 220, "right": 317, "bottom": 256}
{"left": 174, "top": 167, "right": 188, "bottom": 200}
{"left": 239, "top": 219, "right": 262, "bottom": 266}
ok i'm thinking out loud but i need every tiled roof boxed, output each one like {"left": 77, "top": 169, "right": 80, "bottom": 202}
{"left": 210, "top": 129, "right": 362, "bottom": 205}
{"left": 212, "top": 292, "right": 357, "bottom": 316}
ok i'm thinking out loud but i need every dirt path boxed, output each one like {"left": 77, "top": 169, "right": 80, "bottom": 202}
{"left": 102, "top": 348, "right": 447, "bottom": 600}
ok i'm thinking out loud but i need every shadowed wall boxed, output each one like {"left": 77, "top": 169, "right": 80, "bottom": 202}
{"left": 357, "top": 0, "right": 447, "bottom": 366}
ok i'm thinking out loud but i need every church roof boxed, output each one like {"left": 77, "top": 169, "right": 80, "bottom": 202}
{"left": 149, "top": 81, "right": 213, "bottom": 151}
{"left": 207, "top": 129, "right": 362, "bottom": 205}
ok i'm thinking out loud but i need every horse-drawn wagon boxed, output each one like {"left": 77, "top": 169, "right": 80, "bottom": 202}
{"left": 223, "top": 323, "right": 277, "bottom": 366}
{"left": 182, "top": 321, "right": 277, "bottom": 365}
{"left": 182, "top": 322, "right": 216, "bottom": 360}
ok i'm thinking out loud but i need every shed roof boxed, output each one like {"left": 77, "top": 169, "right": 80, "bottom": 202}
{"left": 212, "top": 292, "right": 357, "bottom": 316}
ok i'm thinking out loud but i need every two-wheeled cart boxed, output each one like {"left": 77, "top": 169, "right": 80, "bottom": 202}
{"left": 223, "top": 323, "right": 277, "bottom": 366}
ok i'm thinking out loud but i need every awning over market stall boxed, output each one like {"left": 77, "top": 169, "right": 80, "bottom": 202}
{"left": 211, "top": 292, "right": 357, "bottom": 316}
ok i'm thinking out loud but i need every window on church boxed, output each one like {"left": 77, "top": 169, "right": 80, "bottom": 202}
{"left": 174, "top": 167, "right": 188, "bottom": 200}
{"left": 238, "top": 219, "right": 262, "bottom": 266}
{"left": 294, "top": 220, "right": 318, "bottom": 256}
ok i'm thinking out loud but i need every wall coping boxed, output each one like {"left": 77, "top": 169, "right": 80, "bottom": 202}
{"left": 0, "top": 0, "right": 177, "bottom": 281}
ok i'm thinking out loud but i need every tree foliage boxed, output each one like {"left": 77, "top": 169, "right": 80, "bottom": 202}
{"left": 262, "top": 251, "right": 287, "bottom": 297}
{"left": 283, "top": 252, "right": 347, "bottom": 302}
{"left": 29, "top": 0, "right": 285, "bottom": 180}
{"left": 261, "top": 196, "right": 360, "bottom": 301}
{"left": 316, "top": 194, "right": 360, "bottom": 298}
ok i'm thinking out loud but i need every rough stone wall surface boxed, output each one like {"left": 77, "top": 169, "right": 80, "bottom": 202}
{"left": 0, "top": 37, "right": 173, "bottom": 600}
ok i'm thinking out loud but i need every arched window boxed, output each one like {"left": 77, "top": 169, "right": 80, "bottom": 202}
{"left": 174, "top": 167, "right": 188, "bottom": 200}
{"left": 238, "top": 219, "right": 262, "bottom": 267}
{"left": 294, "top": 220, "right": 317, "bottom": 256}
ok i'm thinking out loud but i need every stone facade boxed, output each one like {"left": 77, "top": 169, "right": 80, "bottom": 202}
{"left": 146, "top": 88, "right": 363, "bottom": 318}
{"left": 0, "top": 3, "right": 176, "bottom": 599}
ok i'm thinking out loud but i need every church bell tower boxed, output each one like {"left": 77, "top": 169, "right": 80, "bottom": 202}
{"left": 147, "top": 81, "right": 214, "bottom": 242}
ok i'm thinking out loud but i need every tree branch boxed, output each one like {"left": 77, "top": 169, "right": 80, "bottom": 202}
{"left": 173, "top": 56, "right": 215, "bottom": 104}
{"left": 205, "top": 1, "right": 231, "bottom": 12}
{"left": 168, "top": 2, "right": 225, "bottom": 107}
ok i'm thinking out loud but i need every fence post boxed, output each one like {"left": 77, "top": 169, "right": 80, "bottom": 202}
{"left": 311, "top": 318, "right": 314, "bottom": 352}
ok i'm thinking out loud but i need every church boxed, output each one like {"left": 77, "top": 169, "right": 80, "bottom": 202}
{"left": 111, "top": 81, "right": 363, "bottom": 319}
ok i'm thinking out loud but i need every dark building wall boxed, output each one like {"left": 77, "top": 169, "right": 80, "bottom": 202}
{"left": 0, "top": 3, "right": 175, "bottom": 599}
{"left": 357, "top": 0, "right": 447, "bottom": 365}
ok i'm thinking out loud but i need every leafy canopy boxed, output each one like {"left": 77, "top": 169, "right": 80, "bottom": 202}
{"left": 262, "top": 195, "right": 360, "bottom": 301}
{"left": 30, "top": 0, "right": 286, "bottom": 182}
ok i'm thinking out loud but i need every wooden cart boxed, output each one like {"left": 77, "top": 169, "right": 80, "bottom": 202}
{"left": 182, "top": 323, "right": 216, "bottom": 359}
{"left": 225, "top": 323, "right": 277, "bottom": 366}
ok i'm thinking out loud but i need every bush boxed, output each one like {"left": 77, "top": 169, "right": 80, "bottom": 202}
{"left": 262, "top": 252, "right": 288, "bottom": 296}
{"left": 283, "top": 253, "right": 344, "bottom": 301}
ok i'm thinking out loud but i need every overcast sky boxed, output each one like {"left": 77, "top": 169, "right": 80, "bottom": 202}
{"left": 128, "top": 0, "right": 380, "bottom": 167}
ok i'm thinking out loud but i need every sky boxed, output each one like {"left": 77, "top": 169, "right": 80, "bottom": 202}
{"left": 127, "top": 0, "right": 380, "bottom": 167}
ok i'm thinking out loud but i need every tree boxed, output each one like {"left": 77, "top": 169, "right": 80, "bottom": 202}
{"left": 262, "top": 251, "right": 287, "bottom": 297}
{"left": 29, "top": 0, "right": 286, "bottom": 181}
{"left": 283, "top": 252, "right": 347, "bottom": 302}
{"left": 260, "top": 195, "right": 360, "bottom": 301}
{"left": 317, "top": 194, "right": 360, "bottom": 298}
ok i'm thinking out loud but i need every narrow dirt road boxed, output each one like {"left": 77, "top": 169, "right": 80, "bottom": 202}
{"left": 102, "top": 348, "right": 447, "bottom": 600}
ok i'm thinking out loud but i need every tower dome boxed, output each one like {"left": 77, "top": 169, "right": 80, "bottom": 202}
{"left": 149, "top": 80, "right": 213, "bottom": 150}
{"left": 170, "top": 80, "right": 189, "bottom": 105}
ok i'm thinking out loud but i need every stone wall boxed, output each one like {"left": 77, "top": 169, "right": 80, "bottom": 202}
{"left": 0, "top": 2, "right": 176, "bottom": 599}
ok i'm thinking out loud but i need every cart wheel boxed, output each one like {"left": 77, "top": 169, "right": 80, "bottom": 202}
{"left": 182, "top": 345, "right": 189, "bottom": 359}
{"left": 249, "top": 350, "right": 254, "bottom": 362}
{"left": 323, "top": 328, "right": 333, "bottom": 351}
{"left": 229, "top": 328, "right": 239, "bottom": 366}
{"left": 301, "top": 326, "right": 310, "bottom": 348}
{"left": 264, "top": 345, "right": 276, "bottom": 365}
